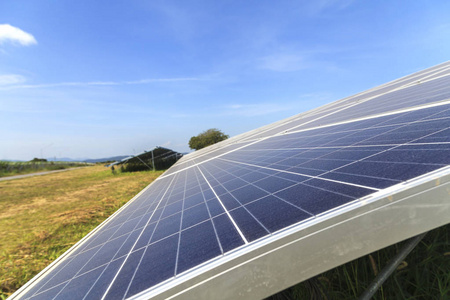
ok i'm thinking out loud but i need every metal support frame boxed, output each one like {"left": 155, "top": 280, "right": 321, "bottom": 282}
{"left": 133, "top": 154, "right": 153, "bottom": 171}
{"left": 151, "top": 150, "right": 155, "bottom": 171}
{"left": 359, "top": 232, "right": 428, "bottom": 300}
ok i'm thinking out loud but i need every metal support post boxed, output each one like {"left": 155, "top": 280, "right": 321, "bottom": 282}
{"left": 359, "top": 232, "right": 427, "bottom": 300}
{"left": 151, "top": 150, "right": 155, "bottom": 171}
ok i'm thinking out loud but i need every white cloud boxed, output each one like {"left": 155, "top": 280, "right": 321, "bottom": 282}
{"left": 0, "top": 77, "right": 200, "bottom": 90}
{"left": 0, "top": 74, "right": 26, "bottom": 86}
{"left": 0, "top": 24, "right": 37, "bottom": 46}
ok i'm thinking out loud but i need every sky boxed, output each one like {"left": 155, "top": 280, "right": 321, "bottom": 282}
{"left": 1, "top": 1, "right": 450, "bottom": 160}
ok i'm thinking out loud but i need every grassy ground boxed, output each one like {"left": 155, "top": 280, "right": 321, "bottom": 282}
{"left": 0, "top": 165, "right": 163, "bottom": 298}
{"left": 0, "top": 161, "right": 92, "bottom": 178}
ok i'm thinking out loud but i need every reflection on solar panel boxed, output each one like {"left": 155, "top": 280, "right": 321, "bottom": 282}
{"left": 11, "top": 62, "right": 450, "bottom": 300}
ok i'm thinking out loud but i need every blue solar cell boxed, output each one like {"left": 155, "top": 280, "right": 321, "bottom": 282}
{"left": 229, "top": 207, "right": 269, "bottom": 241}
{"left": 297, "top": 158, "right": 353, "bottom": 171}
{"left": 283, "top": 166, "right": 324, "bottom": 176}
{"left": 275, "top": 183, "right": 355, "bottom": 215}
{"left": 114, "top": 230, "right": 141, "bottom": 259}
{"left": 414, "top": 128, "right": 450, "bottom": 143}
{"left": 275, "top": 171, "right": 312, "bottom": 182}
{"left": 212, "top": 214, "right": 245, "bottom": 252}
{"left": 110, "top": 216, "right": 141, "bottom": 240}
{"left": 36, "top": 246, "right": 101, "bottom": 293}
{"left": 83, "top": 257, "right": 125, "bottom": 300}
{"left": 229, "top": 184, "right": 269, "bottom": 205}
{"left": 205, "top": 198, "right": 226, "bottom": 217}
{"left": 160, "top": 200, "right": 183, "bottom": 218}
{"left": 240, "top": 169, "right": 278, "bottom": 182}
{"left": 252, "top": 175, "right": 299, "bottom": 193}
{"left": 303, "top": 179, "right": 375, "bottom": 198}
{"left": 30, "top": 284, "right": 66, "bottom": 300}
{"left": 79, "top": 234, "right": 129, "bottom": 274}
{"left": 202, "top": 187, "right": 217, "bottom": 201}
{"left": 335, "top": 161, "right": 442, "bottom": 181}
{"left": 177, "top": 221, "right": 222, "bottom": 274}
{"left": 182, "top": 202, "right": 210, "bottom": 229}
{"left": 245, "top": 195, "right": 311, "bottom": 232}
{"left": 81, "top": 226, "right": 119, "bottom": 252}
{"left": 320, "top": 147, "right": 391, "bottom": 161}
{"left": 126, "top": 235, "right": 178, "bottom": 297}
{"left": 134, "top": 222, "right": 157, "bottom": 249}
{"left": 151, "top": 213, "right": 181, "bottom": 243}
{"left": 221, "top": 177, "right": 249, "bottom": 191}
{"left": 103, "top": 248, "right": 145, "bottom": 299}
{"left": 184, "top": 193, "right": 205, "bottom": 209}
{"left": 320, "top": 171, "right": 400, "bottom": 189}
{"left": 54, "top": 266, "right": 105, "bottom": 300}
{"left": 366, "top": 147, "right": 450, "bottom": 165}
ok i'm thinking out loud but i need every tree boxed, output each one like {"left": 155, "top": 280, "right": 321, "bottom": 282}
{"left": 189, "top": 128, "right": 229, "bottom": 150}
{"left": 30, "top": 158, "right": 47, "bottom": 162}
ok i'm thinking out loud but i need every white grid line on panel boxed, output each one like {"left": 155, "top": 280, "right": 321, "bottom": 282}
{"left": 193, "top": 166, "right": 224, "bottom": 254}
{"left": 218, "top": 158, "right": 379, "bottom": 192}
{"left": 122, "top": 172, "right": 188, "bottom": 298}
{"left": 196, "top": 165, "right": 249, "bottom": 244}
{"left": 173, "top": 169, "right": 189, "bottom": 276}
{"left": 101, "top": 173, "right": 179, "bottom": 300}
{"left": 198, "top": 163, "right": 273, "bottom": 235}
{"left": 204, "top": 160, "right": 314, "bottom": 216}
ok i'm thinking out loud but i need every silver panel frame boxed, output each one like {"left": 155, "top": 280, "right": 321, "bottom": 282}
{"left": 128, "top": 167, "right": 450, "bottom": 300}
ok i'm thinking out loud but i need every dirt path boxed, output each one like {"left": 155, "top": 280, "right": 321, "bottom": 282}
{"left": 0, "top": 167, "right": 88, "bottom": 182}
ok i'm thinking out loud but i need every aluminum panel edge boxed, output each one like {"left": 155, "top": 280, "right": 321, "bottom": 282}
{"left": 130, "top": 169, "right": 450, "bottom": 300}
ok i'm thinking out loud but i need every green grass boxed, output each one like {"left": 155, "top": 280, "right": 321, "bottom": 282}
{"left": 0, "top": 161, "right": 92, "bottom": 178}
{"left": 0, "top": 165, "right": 163, "bottom": 298}
{"left": 268, "top": 224, "right": 449, "bottom": 299}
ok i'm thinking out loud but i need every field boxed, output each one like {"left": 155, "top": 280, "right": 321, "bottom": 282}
{"left": 0, "top": 161, "right": 92, "bottom": 178}
{"left": 0, "top": 166, "right": 448, "bottom": 299}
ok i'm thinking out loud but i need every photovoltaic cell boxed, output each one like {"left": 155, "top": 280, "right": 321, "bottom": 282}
{"left": 12, "top": 62, "right": 450, "bottom": 300}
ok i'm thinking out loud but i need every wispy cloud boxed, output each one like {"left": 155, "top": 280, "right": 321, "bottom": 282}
{"left": 259, "top": 54, "right": 307, "bottom": 72}
{"left": 310, "top": 0, "right": 355, "bottom": 14}
{"left": 224, "top": 103, "right": 291, "bottom": 117}
{"left": 0, "top": 24, "right": 37, "bottom": 46}
{"left": 0, "top": 77, "right": 201, "bottom": 90}
{"left": 0, "top": 74, "right": 26, "bottom": 86}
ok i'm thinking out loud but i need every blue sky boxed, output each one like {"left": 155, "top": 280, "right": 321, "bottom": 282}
{"left": 1, "top": 1, "right": 449, "bottom": 160}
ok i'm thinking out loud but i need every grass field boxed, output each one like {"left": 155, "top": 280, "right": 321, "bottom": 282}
{"left": 0, "top": 166, "right": 448, "bottom": 299}
{"left": 0, "top": 165, "right": 163, "bottom": 298}
{"left": 0, "top": 161, "right": 92, "bottom": 178}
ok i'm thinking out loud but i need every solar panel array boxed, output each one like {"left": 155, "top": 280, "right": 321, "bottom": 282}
{"left": 12, "top": 62, "right": 450, "bottom": 300}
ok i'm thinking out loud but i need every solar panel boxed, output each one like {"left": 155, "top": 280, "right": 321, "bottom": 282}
{"left": 11, "top": 62, "right": 450, "bottom": 300}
